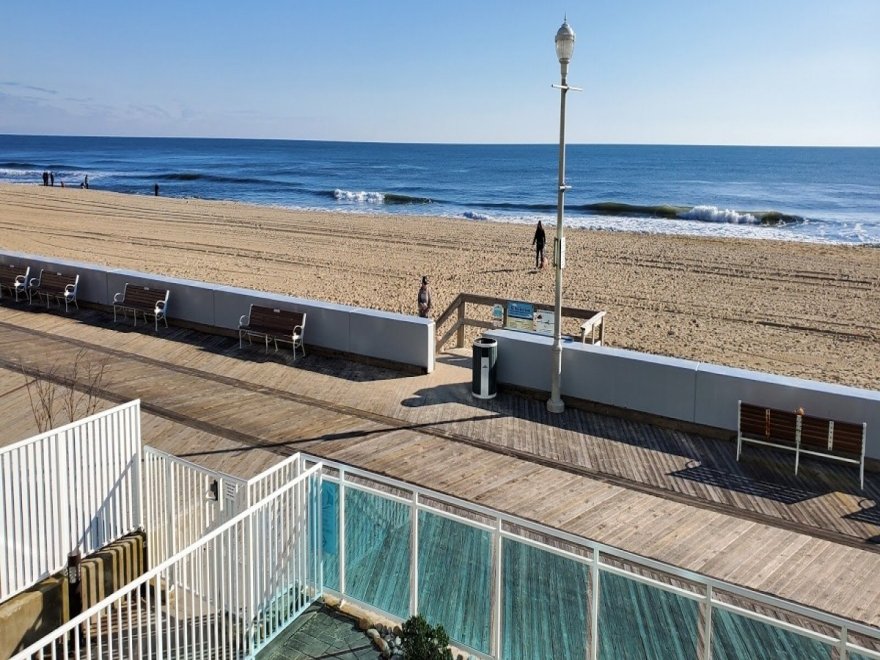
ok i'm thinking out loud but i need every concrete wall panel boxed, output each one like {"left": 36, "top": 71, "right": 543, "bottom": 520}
{"left": 0, "top": 251, "right": 111, "bottom": 305}
{"left": 564, "top": 343, "right": 698, "bottom": 422}
{"left": 348, "top": 308, "right": 434, "bottom": 370}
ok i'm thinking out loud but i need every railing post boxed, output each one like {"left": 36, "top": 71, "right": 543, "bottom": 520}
{"left": 492, "top": 516, "right": 503, "bottom": 658}
{"left": 589, "top": 547, "right": 599, "bottom": 660}
{"left": 410, "top": 492, "right": 419, "bottom": 617}
{"left": 838, "top": 626, "right": 848, "bottom": 659}
{"left": 339, "top": 469, "right": 346, "bottom": 596}
{"left": 456, "top": 299, "right": 465, "bottom": 348}
{"left": 700, "top": 584, "right": 713, "bottom": 660}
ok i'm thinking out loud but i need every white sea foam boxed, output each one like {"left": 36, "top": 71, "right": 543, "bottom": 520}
{"left": 334, "top": 189, "right": 384, "bottom": 204}
{"left": 679, "top": 205, "right": 759, "bottom": 224}
{"left": 462, "top": 211, "right": 491, "bottom": 221}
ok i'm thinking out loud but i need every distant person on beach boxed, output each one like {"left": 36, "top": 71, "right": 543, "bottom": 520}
{"left": 60, "top": 181, "right": 64, "bottom": 188}
{"left": 50, "top": 172, "right": 55, "bottom": 186}
{"left": 154, "top": 183, "right": 159, "bottom": 196}
{"left": 417, "top": 276, "right": 433, "bottom": 318}
{"left": 42, "top": 171, "right": 49, "bottom": 186}
{"left": 532, "top": 220, "right": 546, "bottom": 269}
{"left": 84, "top": 175, "right": 89, "bottom": 189}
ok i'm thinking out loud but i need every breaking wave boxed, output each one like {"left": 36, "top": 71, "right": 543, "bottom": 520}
{"left": 329, "top": 189, "right": 433, "bottom": 205}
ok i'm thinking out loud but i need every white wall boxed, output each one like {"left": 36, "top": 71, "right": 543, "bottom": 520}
{"left": 0, "top": 251, "right": 434, "bottom": 373}
{"left": 486, "top": 328, "right": 880, "bottom": 460}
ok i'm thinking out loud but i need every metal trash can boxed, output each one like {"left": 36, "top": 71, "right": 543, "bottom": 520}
{"left": 472, "top": 336, "right": 498, "bottom": 399}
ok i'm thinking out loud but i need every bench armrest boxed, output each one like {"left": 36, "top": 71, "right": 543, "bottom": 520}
{"left": 28, "top": 276, "right": 39, "bottom": 289}
{"left": 155, "top": 300, "right": 166, "bottom": 311}
{"left": 292, "top": 324, "right": 304, "bottom": 336}
{"left": 14, "top": 274, "right": 26, "bottom": 285}
{"left": 64, "top": 283, "right": 76, "bottom": 294}
{"left": 239, "top": 314, "right": 249, "bottom": 327}
{"left": 113, "top": 292, "right": 124, "bottom": 303}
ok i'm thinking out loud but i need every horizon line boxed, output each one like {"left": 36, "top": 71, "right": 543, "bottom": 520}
{"left": 1, "top": 132, "right": 878, "bottom": 149}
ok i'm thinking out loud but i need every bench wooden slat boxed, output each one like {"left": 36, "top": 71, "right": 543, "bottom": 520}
{"left": 0, "top": 264, "right": 28, "bottom": 287}
{"left": 239, "top": 305, "right": 306, "bottom": 359}
{"left": 29, "top": 269, "right": 79, "bottom": 311}
{"left": 0, "top": 264, "right": 30, "bottom": 301}
{"left": 113, "top": 283, "right": 169, "bottom": 331}
{"left": 737, "top": 400, "right": 866, "bottom": 489}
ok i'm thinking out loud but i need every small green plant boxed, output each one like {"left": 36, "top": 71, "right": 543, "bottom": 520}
{"left": 401, "top": 614, "right": 453, "bottom": 660}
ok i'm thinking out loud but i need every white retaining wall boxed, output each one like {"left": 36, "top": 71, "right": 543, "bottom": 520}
{"left": 485, "top": 329, "right": 880, "bottom": 460}
{"left": 0, "top": 251, "right": 434, "bottom": 372}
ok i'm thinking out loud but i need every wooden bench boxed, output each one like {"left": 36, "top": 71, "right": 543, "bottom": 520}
{"left": 239, "top": 305, "right": 306, "bottom": 359}
{"left": 737, "top": 401, "right": 867, "bottom": 489}
{"left": 0, "top": 264, "right": 30, "bottom": 302}
{"left": 28, "top": 269, "right": 79, "bottom": 312}
{"left": 113, "top": 283, "right": 170, "bottom": 331}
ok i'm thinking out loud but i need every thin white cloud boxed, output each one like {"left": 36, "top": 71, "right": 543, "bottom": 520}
{"left": 0, "top": 82, "right": 58, "bottom": 95}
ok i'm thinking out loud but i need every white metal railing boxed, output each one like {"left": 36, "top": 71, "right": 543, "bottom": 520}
{"left": 307, "top": 454, "right": 880, "bottom": 660}
{"left": 0, "top": 400, "right": 142, "bottom": 602}
{"left": 12, "top": 461, "right": 321, "bottom": 660}
{"left": 243, "top": 452, "right": 302, "bottom": 508}
{"left": 143, "top": 446, "right": 245, "bottom": 567}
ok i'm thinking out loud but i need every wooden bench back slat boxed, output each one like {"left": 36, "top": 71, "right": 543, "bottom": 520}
{"left": 740, "top": 403, "right": 798, "bottom": 446}
{"left": 36, "top": 270, "right": 77, "bottom": 292}
{"left": 739, "top": 400, "right": 865, "bottom": 479}
{"left": 0, "top": 265, "right": 27, "bottom": 286}
{"left": 831, "top": 421, "right": 865, "bottom": 455}
{"left": 121, "top": 284, "right": 168, "bottom": 308}
{"left": 799, "top": 417, "right": 830, "bottom": 451}
{"left": 246, "top": 306, "right": 304, "bottom": 333}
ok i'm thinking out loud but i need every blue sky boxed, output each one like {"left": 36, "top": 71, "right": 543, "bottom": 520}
{"left": 2, "top": 1, "right": 878, "bottom": 145}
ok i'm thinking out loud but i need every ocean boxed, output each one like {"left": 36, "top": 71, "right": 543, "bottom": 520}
{"left": 1, "top": 135, "right": 878, "bottom": 244}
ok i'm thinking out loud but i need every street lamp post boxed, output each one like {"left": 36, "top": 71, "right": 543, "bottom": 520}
{"left": 547, "top": 19, "right": 576, "bottom": 414}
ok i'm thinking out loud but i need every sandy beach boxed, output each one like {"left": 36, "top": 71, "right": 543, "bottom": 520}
{"left": 1, "top": 183, "right": 879, "bottom": 390}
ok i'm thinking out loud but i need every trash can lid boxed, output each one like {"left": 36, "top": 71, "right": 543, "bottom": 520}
{"left": 473, "top": 337, "right": 498, "bottom": 347}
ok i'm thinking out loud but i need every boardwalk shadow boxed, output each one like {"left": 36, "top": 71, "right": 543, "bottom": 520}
{"left": 402, "top": 375, "right": 878, "bottom": 504}
{"left": 64, "top": 307, "right": 410, "bottom": 383}
{"left": 668, "top": 462, "right": 820, "bottom": 505}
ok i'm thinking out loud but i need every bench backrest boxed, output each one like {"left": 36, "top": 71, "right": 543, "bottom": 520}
{"left": 739, "top": 402, "right": 798, "bottom": 447}
{"left": 0, "top": 264, "right": 28, "bottom": 286}
{"left": 122, "top": 284, "right": 169, "bottom": 308}
{"left": 801, "top": 415, "right": 864, "bottom": 456}
{"left": 36, "top": 270, "right": 78, "bottom": 292}
{"left": 741, "top": 401, "right": 865, "bottom": 457}
{"left": 247, "top": 305, "right": 305, "bottom": 334}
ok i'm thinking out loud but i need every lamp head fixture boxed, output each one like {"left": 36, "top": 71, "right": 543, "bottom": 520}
{"left": 555, "top": 18, "right": 576, "bottom": 77}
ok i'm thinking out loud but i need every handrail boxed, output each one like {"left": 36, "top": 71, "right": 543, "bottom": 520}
{"left": 434, "top": 291, "right": 604, "bottom": 353}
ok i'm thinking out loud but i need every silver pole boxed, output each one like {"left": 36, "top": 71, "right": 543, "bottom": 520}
{"left": 547, "top": 61, "right": 569, "bottom": 414}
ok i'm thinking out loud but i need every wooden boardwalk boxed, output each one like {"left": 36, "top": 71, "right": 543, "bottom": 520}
{"left": 1, "top": 303, "right": 879, "bottom": 629}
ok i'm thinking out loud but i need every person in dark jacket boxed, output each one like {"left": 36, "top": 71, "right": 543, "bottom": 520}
{"left": 417, "top": 276, "right": 433, "bottom": 318}
{"left": 532, "top": 220, "right": 546, "bottom": 269}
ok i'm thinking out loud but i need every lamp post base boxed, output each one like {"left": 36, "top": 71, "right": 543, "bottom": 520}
{"left": 546, "top": 397, "right": 565, "bottom": 414}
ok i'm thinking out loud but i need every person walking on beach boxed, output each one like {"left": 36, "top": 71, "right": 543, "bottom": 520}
{"left": 532, "top": 220, "right": 546, "bottom": 269}
{"left": 417, "top": 276, "right": 433, "bottom": 318}
{"left": 154, "top": 183, "right": 160, "bottom": 196}
{"left": 42, "top": 171, "right": 49, "bottom": 186}
{"left": 50, "top": 172, "right": 55, "bottom": 186}
{"left": 84, "top": 175, "right": 89, "bottom": 189}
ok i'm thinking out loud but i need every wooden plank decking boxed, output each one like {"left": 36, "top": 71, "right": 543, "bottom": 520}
{"left": 1, "top": 303, "right": 879, "bottom": 629}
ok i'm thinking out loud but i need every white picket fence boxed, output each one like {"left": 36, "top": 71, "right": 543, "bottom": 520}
{"left": 12, "top": 461, "right": 321, "bottom": 660}
{"left": 0, "top": 400, "right": 142, "bottom": 602}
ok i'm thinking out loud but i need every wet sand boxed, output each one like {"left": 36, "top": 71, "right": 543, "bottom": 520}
{"left": 2, "top": 183, "right": 879, "bottom": 389}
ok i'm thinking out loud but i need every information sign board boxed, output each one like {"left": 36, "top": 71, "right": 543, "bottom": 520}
{"left": 506, "top": 301, "right": 534, "bottom": 332}
{"left": 533, "top": 309, "right": 555, "bottom": 335}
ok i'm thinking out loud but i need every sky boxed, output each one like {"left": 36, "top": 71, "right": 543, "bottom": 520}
{"left": 1, "top": 1, "right": 878, "bottom": 146}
